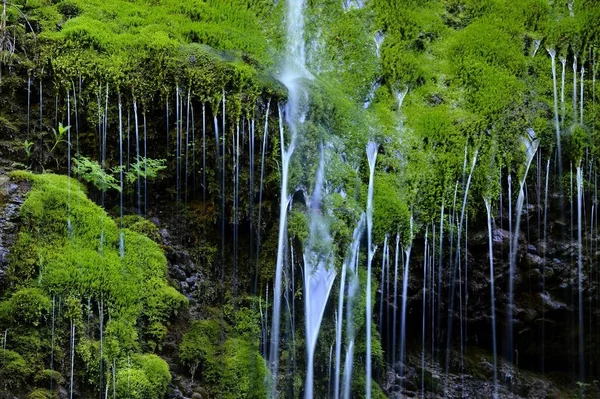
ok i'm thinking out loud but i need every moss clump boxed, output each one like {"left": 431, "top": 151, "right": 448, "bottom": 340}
{"left": 0, "top": 171, "right": 186, "bottom": 397}
{"left": 179, "top": 304, "right": 268, "bottom": 398}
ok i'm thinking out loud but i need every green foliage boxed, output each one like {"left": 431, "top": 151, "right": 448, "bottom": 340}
{"left": 179, "top": 319, "right": 221, "bottom": 381}
{"left": 125, "top": 156, "right": 167, "bottom": 184}
{"left": 2, "top": 288, "right": 51, "bottom": 327}
{"left": 0, "top": 350, "right": 32, "bottom": 388}
{"left": 73, "top": 156, "right": 121, "bottom": 192}
{"left": 49, "top": 123, "right": 70, "bottom": 154}
{"left": 24, "top": 140, "right": 34, "bottom": 160}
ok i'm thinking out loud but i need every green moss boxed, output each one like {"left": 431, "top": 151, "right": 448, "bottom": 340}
{"left": 2, "top": 171, "right": 186, "bottom": 393}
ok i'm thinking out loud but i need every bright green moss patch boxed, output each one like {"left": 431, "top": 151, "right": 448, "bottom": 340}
{"left": 1, "top": 171, "right": 186, "bottom": 397}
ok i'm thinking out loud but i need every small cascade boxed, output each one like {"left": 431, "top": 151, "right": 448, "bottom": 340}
{"left": 175, "top": 87, "right": 180, "bottom": 202}
{"left": 392, "top": 233, "right": 400, "bottom": 368}
{"left": 422, "top": 228, "right": 429, "bottom": 396}
{"left": 185, "top": 89, "right": 190, "bottom": 202}
{"left": 548, "top": 48, "right": 562, "bottom": 171}
{"left": 542, "top": 158, "right": 550, "bottom": 374}
{"left": 532, "top": 40, "right": 541, "bottom": 57}
{"left": 26, "top": 74, "right": 30, "bottom": 137}
{"left": 399, "top": 217, "right": 413, "bottom": 382}
{"left": 446, "top": 149, "right": 478, "bottom": 382}
{"left": 66, "top": 89, "right": 72, "bottom": 234}
{"left": 302, "top": 146, "right": 336, "bottom": 399}
{"left": 374, "top": 31, "right": 384, "bottom": 58}
{"left": 580, "top": 65, "right": 585, "bottom": 124}
{"left": 577, "top": 165, "right": 584, "bottom": 382}
{"left": 561, "top": 57, "right": 567, "bottom": 127}
{"left": 484, "top": 197, "right": 498, "bottom": 398}
{"left": 133, "top": 99, "right": 141, "bottom": 213}
{"left": 379, "top": 235, "right": 389, "bottom": 343}
{"left": 2, "top": 328, "right": 7, "bottom": 363}
{"left": 365, "top": 141, "right": 379, "bottom": 399}
{"left": 573, "top": 55, "right": 578, "bottom": 122}
{"left": 69, "top": 320, "right": 75, "bottom": 399}
{"left": 50, "top": 296, "right": 55, "bottom": 393}
{"left": 343, "top": 242, "right": 362, "bottom": 399}
{"left": 334, "top": 215, "right": 365, "bottom": 399}
{"left": 143, "top": 112, "right": 147, "bottom": 215}
{"left": 507, "top": 129, "right": 540, "bottom": 365}
{"left": 256, "top": 100, "right": 270, "bottom": 292}
{"left": 118, "top": 96, "right": 124, "bottom": 257}
{"left": 202, "top": 103, "right": 206, "bottom": 220}
{"left": 436, "top": 204, "right": 444, "bottom": 356}
{"left": 269, "top": 105, "right": 297, "bottom": 396}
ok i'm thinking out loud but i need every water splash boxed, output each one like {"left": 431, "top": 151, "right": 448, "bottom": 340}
{"left": 303, "top": 146, "right": 336, "bottom": 399}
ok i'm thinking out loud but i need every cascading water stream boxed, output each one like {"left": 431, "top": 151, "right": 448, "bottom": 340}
{"left": 422, "top": 228, "right": 428, "bottom": 397}
{"left": 333, "top": 214, "right": 366, "bottom": 399}
{"left": 577, "top": 165, "right": 585, "bottom": 382}
{"left": 365, "top": 141, "right": 378, "bottom": 399}
{"left": 119, "top": 96, "right": 124, "bottom": 257}
{"left": 507, "top": 129, "right": 539, "bottom": 365}
{"left": 399, "top": 217, "right": 414, "bottom": 382}
{"left": 343, "top": 245, "right": 362, "bottom": 399}
{"left": 379, "top": 235, "right": 389, "bottom": 345}
{"left": 269, "top": 105, "right": 297, "bottom": 397}
{"left": 541, "top": 157, "right": 550, "bottom": 374}
{"left": 392, "top": 233, "right": 400, "bottom": 368}
{"left": 484, "top": 197, "right": 498, "bottom": 398}
{"left": 445, "top": 149, "right": 478, "bottom": 383}
{"left": 561, "top": 57, "right": 567, "bottom": 127}
{"left": 303, "top": 146, "right": 337, "bottom": 399}
{"left": 255, "top": 100, "right": 270, "bottom": 292}
{"left": 269, "top": 0, "right": 312, "bottom": 389}
{"left": 573, "top": 55, "right": 578, "bottom": 122}
{"left": 580, "top": 65, "right": 585, "bottom": 124}
{"left": 548, "top": 48, "right": 562, "bottom": 171}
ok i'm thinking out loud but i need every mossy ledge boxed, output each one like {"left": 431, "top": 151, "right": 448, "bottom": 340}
{"left": 0, "top": 171, "right": 187, "bottom": 398}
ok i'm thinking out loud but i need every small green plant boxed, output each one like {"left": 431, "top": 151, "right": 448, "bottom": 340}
{"left": 123, "top": 156, "right": 167, "bottom": 184}
{"left": 49, "top": 123, "right": 70, "bottom": 153}
{"left": 23, "top": 140, "right": 33, "bottom": 160}
{"left": 73, "top": 156, "right": 121, "bottom": 192}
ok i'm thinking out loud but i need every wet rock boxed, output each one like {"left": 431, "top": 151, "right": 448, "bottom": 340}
{"left": 0, "top": 176, "right": 29, "bottom": 289}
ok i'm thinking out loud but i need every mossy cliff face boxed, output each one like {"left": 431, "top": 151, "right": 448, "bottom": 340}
{"left": 0, "top": 171, "right": 186, "bottom": 398}
{"left": 1, "top": 0, "right": 600, "bottom": 397}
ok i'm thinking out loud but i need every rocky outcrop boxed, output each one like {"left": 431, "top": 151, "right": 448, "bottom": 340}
{"left": 0, "top": 174, "right": 30, "bottom": 289}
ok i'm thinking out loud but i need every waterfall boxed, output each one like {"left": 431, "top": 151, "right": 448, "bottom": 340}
{"left": 577, "top": 165, "right": 584, "bottom": 382}
{"left": 270, "top": 0, "right": 311, "bottom": 394}
{"left": 547, "top": 48, "right": 561, "bottom": 171}
{"left": 69, "top": 320, "right": 75, "bottom": 399}
{"left": 303, "top": 146, "right": 336, "bottom": 399}
{"left": 365, "top": 141, "right": 378, "bottom": 399}
{"left": 573, "top": 55, "right": 578, "bottom": 122}
{"left": 334, "top": 214, "right": 365, "bottom": 399}
{"left": 561, "top": 57, "right": 567, "bottom": 127}
{"left": 343, "top": 244, "right": 362, "bottom": 399}
{"left": 268, "top": 106, "right": 296, "bottom": 397}
{"left": 421, "top": 228, "right": 429, "bottom": 396}
{"left": 541, "top": 158, "right": 550, "bottom": 374}
{"left": 580, "top": 65, "right": 585, "bottom": 124}
{"left": 392, "top": 233, "right": 400, "bottom": 368}
{"left": 399, "top": 217, "right": 413, "bottom": 382}
{"left": 484, "top": 198, "right": 498, "bottom": 398}
{"left": 256, "top": 100, "right": 270, "bottom": 292}
{"left": 507, "top": 129, "right": 539, "bottom": 365}
{"left": 118, "top": 95, "right": 124, "bottom": 258}
{"left": 379, "top": 235, "right": 389, "bottom": 344}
